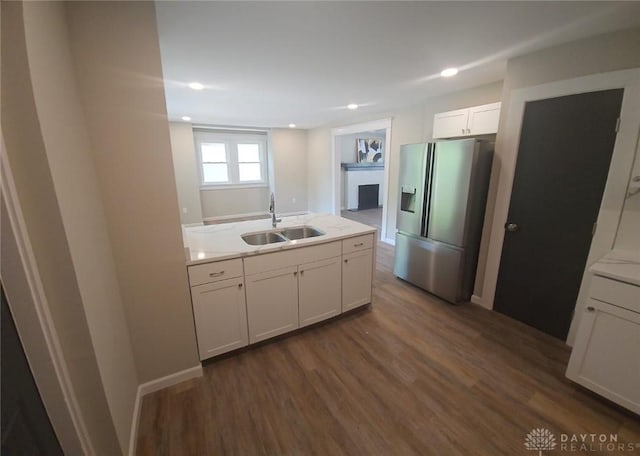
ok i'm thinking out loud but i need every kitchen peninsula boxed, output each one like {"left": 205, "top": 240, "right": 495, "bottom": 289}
{"left": 182, "top": 214, "right": 376, "bottom": 361}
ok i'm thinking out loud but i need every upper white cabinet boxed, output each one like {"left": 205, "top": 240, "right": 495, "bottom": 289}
{"left": 433, "top": 102, "right": 501, "bottom": 139}
{"left": 566, "top": 275, "right": 640, "bottom": 414}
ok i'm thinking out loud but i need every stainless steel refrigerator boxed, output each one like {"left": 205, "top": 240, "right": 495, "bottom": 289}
{"left": 393, "top": 139, "right": 493, "bottom": 303}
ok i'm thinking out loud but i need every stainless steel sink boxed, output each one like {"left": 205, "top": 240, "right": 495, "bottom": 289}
{"left": 241, "top": 225, "right": 325, "bottom": 245}
{"left": 278, "top": 226, "right": 325, "bottom": 240}
{"left": 241, "top": 231, "right": 287, "bottom": 245}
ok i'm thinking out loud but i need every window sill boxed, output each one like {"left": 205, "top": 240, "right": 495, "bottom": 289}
{"left": 200, "top": 183, "right": 269, "bottom": 191}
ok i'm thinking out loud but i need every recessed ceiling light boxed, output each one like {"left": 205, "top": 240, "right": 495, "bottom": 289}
{"left": 288, "top": 123, "right": 296, "bottom": 128}
{"left": 188, "top": 82, "right": 204, "bottom": 90}
{"left": 347, "top": 103, "right": 359, "bottom": 110}
{"left": 440, "top": 68, "right": 459, "bottom": 78}
{"left": 181, "top": 116, "right": 192, "bottom": 121}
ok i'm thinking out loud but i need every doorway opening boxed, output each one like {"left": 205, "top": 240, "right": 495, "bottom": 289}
{"left": 331, "top": 118, "right": 392, "bottom": 241}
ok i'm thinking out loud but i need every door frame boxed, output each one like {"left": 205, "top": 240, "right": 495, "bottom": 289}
{"left": 331, "top": 118, "right": 392, "bottom": 243}
{"left": 480, "top": 68, "right": 640, "bottom": 346}
{"left": 1, "top": 145, "right": 92, "bottom": 455}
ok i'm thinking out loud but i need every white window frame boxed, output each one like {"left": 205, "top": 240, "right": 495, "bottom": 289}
{"left": 194, "top": 129, "right": 269, "bottom": 188}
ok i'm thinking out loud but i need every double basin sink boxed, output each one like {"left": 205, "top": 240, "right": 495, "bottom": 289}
{"left": 242, "top": 226, "right": 324, "bottom": 246}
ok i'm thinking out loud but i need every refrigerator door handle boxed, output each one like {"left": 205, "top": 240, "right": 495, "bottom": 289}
{"left": 421, "top": 144, "right": 436, "bottom": 237}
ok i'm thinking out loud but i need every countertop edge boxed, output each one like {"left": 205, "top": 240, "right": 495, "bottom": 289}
{"left": 185, "top": 227, "right": 377, "bottom": 267}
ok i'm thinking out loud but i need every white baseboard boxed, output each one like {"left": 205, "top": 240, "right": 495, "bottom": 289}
{"left": 382, "top": 236, "right": 395, "bottom": 246}
{"left": 471, "top": 294, "right": 491, "bottom": 309}
{"left": 128, "top": 365, "right": 203, "bottom": 456}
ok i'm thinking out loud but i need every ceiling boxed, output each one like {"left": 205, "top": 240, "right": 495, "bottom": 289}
{"left": 156, "top": 2, "right": 640, "bottom": 130}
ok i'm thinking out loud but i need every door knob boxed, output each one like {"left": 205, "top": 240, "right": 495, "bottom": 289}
{"left": 505, "top": 222, "right": 519, "bottom": 232}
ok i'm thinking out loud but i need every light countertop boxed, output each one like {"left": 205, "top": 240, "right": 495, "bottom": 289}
{"left": 590, "top": 249, "right": 640, "bottom": 287}
{"left": 183, "top": 213, "right": 376, "bottom": 265}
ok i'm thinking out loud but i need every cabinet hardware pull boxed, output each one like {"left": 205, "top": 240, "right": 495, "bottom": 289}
{"left": 293, "top": 271, "right": 297, "bottom": 276}
{"left": 209, "top": 271, "right": 224, "bottom": 277}
{"left": 461, "top": 128, "right": 465, "bottom": 135}
{"left": 344, "top": 259, "right": 348, "bottom": 263}
{"left": 354, "top": 242, "right": 364, "bottom": 247}
{"left": 467, "top": 128, "right": 471, "bottom": 134}
{"left": 238, "top": 283, "right": 243, "bottom": 288}
{"left": 300, "top": 270, "right": 304, "bottom": 275}
{"left": 587, "top": 306, "right": 595, "bottom": 312}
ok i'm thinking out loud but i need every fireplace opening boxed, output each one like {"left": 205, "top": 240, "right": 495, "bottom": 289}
{"left": 358, "top": 184, "right": 379, "bottom": 210}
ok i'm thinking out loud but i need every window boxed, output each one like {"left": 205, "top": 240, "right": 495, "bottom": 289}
{"left": 194, "top": 129, "right": 268, "bottom": 187}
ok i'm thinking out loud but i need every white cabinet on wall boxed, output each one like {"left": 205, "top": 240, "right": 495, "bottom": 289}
{"left": 566, "top": 275, "right": 640, "bottom": 414}
{"left": 342, "top": 234, "right": 374, "bottom": 311}
{"left": 433, "top": 102, "right": 501, "bottom": 139}
{"left": 188, "top": 259, "right": 248, "bottom": 360}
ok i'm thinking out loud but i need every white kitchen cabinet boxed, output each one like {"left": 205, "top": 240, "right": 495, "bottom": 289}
{"left": 245, "top": 266, "right": 299, "bottom": 344}
{"left": 433, "top": 102, "right": 501, "bottom": 139}
{"left": 298, "top": 257, "right": 342, "bottom": 327}
{"left": 566, "top": 276, "right": 640, "bottom": 414}
{"left": 188, "top": 258, "right": 248, "bottom": 360}
{"left": 191, "top": 277, "right": 248, "bottom": 360}
{"left": 342, "top": 249, "right": 373, "bottom": 311}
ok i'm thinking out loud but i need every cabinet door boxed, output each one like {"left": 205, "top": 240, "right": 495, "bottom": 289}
{"left": 566, "top": 298, "right": 640, "bottom": 414}
{"left": 432, "top": 108, "right": 469, "bottom": 139}
{"left": 245, "top": 266, "right": 299, "bottom": 343}
{"left": 342, "top": 249, "right": 373, "bottom": 312}
{"left": 191, "top": 277, "right": 248, "bottom": 360}
{"left": 467, "top": 102, "right": 501, "bottom": 135}
{"left": 299, "top": 257, "right": 342, "bottom": 327}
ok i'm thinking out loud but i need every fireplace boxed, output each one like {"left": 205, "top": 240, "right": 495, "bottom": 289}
{"left": 358, "top": 184, "right": 379, "bottom": 210}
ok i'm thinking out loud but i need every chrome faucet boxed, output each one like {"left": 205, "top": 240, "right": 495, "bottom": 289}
{"left": 269, "top": 192, "right": 281, "bottom": 228}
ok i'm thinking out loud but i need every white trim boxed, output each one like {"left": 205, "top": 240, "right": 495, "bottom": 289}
{"left": 382, "top": 236, "right": 395, "bottom": 246}
{"left": 1, "top": 151, "right": 94, "bottom": 455}
{"left": 127, "top": 390, "right": 143, "bottom": 456}
{"left": 331, "top": 118, "right": 392, "bottom": 242}
{"left": 127, "top": 364, "right": 203, "bottom": 456}
{"left": 138, "top": 365, "right": 203, "bottom": 396}
{"left": 203, "top": 210, "right": 310, "bottom": 224}
{"left": 200, "top": 183, "right": 269, "bottom": 190}
{"left": 470, "top": 294, "right": 483, "bottom": 306}
{"left": 481, "top": 68, "right": 640, "bottom": 346}
{"left": 203, "top": 211, "right": 269, "bottom": 222}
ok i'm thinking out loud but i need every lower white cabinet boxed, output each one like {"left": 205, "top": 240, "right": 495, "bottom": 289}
{"left": 299, "top": 257, "right": 342, "bottom": 327}
{"left": 191, "top": 277, "right": 248, "bottom": 360}
{"left": 342, "top": 249, "right": 373, "bottom": 311}
{"left": 566, "top": 276, "right": 640, "bottom": 414}
{"left": 245, "top": 266, "right": 299, "bottom": 344}
{"left": 189, "top": 233, "right": 376, "bottom": 359}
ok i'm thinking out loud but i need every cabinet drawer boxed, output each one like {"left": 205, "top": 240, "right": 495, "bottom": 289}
{"left": 342, "top": 233, "right": 374, "bottom": 254}
{"left": 590, "top": 275, "right": 640, "bottom": 313}
{"left": 188, "top": 258, "right": 244, "bottom": 286}
{"left": 244, "top": 241, "right": 341, "bottom": 276}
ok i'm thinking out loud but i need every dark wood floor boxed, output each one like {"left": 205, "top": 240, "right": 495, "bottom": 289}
{"left": 341, "top": 207, "right": 382, "bottom": 234}
{"left": 136, "top": 242, "right": 639, "bottom": 455}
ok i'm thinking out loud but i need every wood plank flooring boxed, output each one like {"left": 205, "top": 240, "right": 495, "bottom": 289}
{"left": 136, "top": 242, "right": 639, "bottom": 455}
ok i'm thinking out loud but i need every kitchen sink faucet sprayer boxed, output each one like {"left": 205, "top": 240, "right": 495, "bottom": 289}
{"left": 270, "top": 192, "right": 281, "bottom": 228}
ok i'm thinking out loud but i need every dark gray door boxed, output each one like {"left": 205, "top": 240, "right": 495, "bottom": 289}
{"left": 494, "top": 89, "right": 623, "bottom": 340}
{"left": 1, "top": 286, "right": 63, "bottom": 455}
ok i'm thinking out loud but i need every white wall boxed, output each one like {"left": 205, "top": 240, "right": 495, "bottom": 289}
{"left": 271, "top": 128, "right": 309, "bottom": 214}
{"left": 477, "top": 26, "right": 640, "bottom": 345}
{"left": 200, "top": 186, "right": 270, "bottom": 218}
{"left": 307, "top": 83, "right": 504, "bottom": 243}
{"left": 65, "top": 1, "right": 200, "bottom": 384}
{"left": 2, "top": 2, "right": 123, "bottom": 453}
{"left": 338, "top": 130, "right": 386, "bottom": 164}
{"left": 169, "top": 122, "right": 204, "bottom": 224}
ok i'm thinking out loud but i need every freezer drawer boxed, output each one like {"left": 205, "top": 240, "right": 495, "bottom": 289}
{"left": 393, "top": 232, "right": 467, "bottom": 303}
